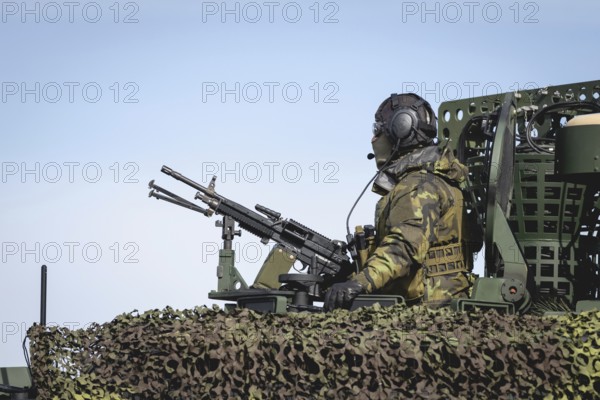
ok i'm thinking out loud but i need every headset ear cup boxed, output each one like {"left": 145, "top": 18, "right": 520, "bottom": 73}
{"left": 388, "top": 111, "right": 416, "bottom": 143}
{"left": 374, "top": 92, "right": 438, "bottom": 149}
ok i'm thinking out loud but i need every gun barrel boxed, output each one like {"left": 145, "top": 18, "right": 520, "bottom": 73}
{"left": 161, "top": 165, "right": 211, "bottom": 194}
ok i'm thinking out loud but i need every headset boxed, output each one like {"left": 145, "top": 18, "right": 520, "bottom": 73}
{"left": 372, "top": 93, "right": 438, "bottom": 150}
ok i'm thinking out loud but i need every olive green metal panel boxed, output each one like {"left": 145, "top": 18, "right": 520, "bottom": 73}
{"left": 237, "top": 295, "right": 289, "bottom": 314}
{"left": 452, "top": 298, "right": 515, "bottom": 314}
{"left": 349, "top": 295, "right": 405, "bottom": 311}
{"left": 490, "top": 202, "right": 527, "bottom": 285}
{"left": 253, "top": 245, "right": 297, "bottom": 289}
{"left": 215, "top": 249, "right": 248, "bottom": 292}
{"left": 0, "top": 366, "right": 32, "bottom": 388}
{"left": 453, "top": 277, "right": 516, "bottom": 313}
{"left": 556, "top": 124, "right": 600, "bottom": 180}
{"left": 483, "top": 93, "right": 529, "bottom": 285}
{"left": 575, "top": 300, "right": 600, "bottom": 312}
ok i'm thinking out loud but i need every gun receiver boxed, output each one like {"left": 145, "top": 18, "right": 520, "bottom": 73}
{"left": 150, "top": 165, "right": 354, "bottom": 281}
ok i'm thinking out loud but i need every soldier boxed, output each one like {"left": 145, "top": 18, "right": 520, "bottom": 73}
{"left": 324, "top": 93, "right": 480, "bottom": 311}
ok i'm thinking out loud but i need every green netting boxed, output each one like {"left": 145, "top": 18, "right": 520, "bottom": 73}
{"left": 28, "top": 305, "right": 600, "bottom": 400}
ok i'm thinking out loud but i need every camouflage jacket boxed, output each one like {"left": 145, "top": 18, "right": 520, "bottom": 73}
{"left": 352, "top": 145, "right": 478, "bottom": 307}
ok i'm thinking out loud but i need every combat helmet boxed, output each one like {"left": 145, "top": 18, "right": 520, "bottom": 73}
{"left": 371, "top": 93, "right": 437, "bottom": 169}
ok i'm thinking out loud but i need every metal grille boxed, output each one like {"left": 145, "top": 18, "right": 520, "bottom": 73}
{"left": 438, "top": 80, "right": 600, "bottom": 306}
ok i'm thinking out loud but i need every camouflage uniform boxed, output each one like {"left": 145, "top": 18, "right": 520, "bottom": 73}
{"left": 352, "top": 145, "right": 478, "bottom": 308}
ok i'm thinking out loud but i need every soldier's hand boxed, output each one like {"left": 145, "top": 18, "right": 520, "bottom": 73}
{"left": 323, "top": 280, "right": 364, "bottom": 311}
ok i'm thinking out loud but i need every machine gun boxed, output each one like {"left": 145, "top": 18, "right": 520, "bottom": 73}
{"left": 149, "top": 166, "right": 357, "bottom": 310}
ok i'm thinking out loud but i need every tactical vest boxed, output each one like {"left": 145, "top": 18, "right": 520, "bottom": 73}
{"left": 375, "top": 172, "right": 476, "bottom": 306}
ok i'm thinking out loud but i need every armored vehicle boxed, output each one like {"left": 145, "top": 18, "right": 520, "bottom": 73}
{"left": 4, "top": 79, "right": 600, "bottom": 399}
{"left": 149, "top": 79, "right": 600, "bottom": 316}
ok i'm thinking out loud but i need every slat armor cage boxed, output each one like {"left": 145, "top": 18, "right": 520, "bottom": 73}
{"left": 438, "top": 80, "right": 600, "bottom": 306}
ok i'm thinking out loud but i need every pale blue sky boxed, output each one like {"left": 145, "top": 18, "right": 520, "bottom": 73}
{"left": 2, "top": 0, "right": 600, "bottom": 365}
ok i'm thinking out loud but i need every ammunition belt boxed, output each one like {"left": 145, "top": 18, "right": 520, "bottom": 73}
{"left": 423, "top": 242, "right": 468, "bottom": 277}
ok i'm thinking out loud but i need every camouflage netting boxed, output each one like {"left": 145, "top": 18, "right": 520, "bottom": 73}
{"left": 28, "top": 305, "right": 600, "bottom": 400}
